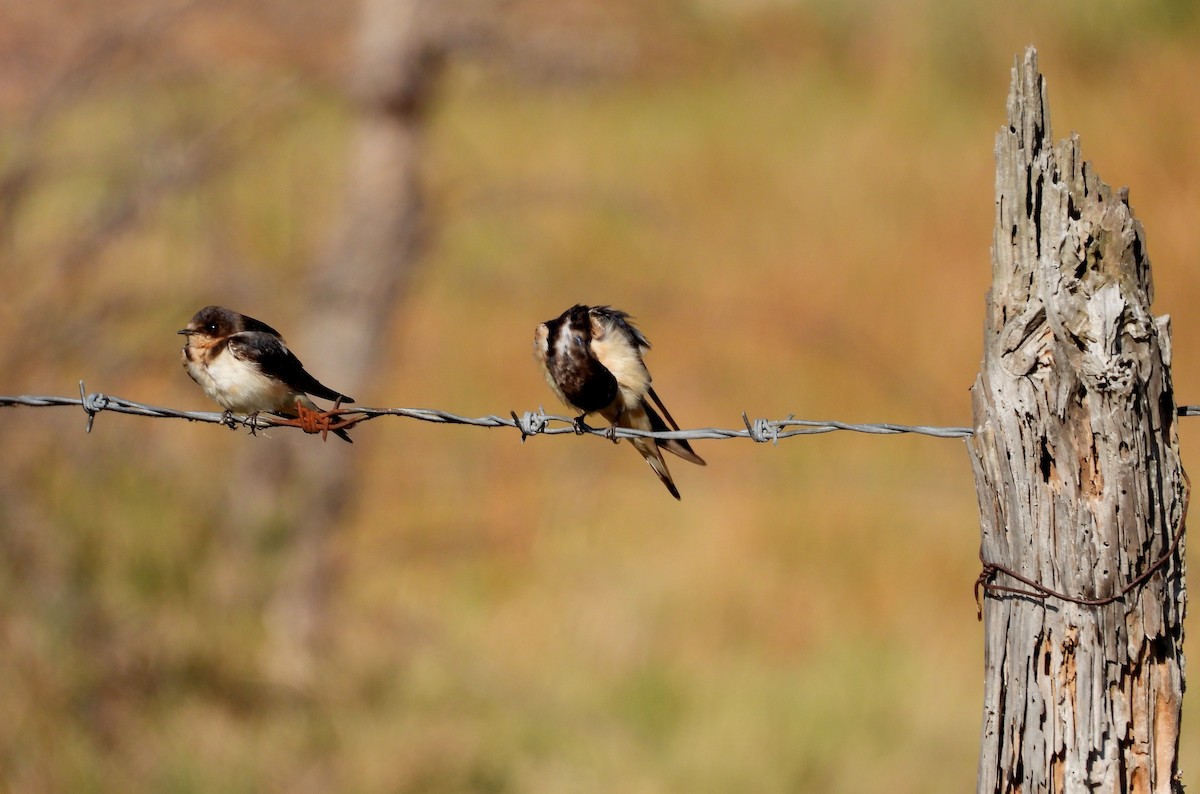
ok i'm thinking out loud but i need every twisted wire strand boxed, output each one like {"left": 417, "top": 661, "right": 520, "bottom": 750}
{"left": 0, "top": 383, "right": 979, "bottom": 441}
{"left": 3, "top": 384, "right": 1197, "bottom": 443}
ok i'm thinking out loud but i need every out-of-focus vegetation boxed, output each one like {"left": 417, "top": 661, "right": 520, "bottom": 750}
{"left": 2, "top": 1, "right": 1199, "bottom": 791}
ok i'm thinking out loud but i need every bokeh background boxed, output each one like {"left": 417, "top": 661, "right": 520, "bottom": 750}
{"left": 2, "top": 1, "right": 1199, "bottom": 791}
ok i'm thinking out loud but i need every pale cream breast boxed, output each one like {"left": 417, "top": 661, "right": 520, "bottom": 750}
{"left": 533, "top": 322, "right": 572, "bottom": 408}
{"left": 199, "top": 349, "right": 299, "bottom": 414}
{"left": 533, "top": 324, "right": 550, "bottom": 368}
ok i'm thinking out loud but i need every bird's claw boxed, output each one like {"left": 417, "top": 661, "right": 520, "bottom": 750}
{"left": 605, "top": 406, "right": 623, "bottom": 444}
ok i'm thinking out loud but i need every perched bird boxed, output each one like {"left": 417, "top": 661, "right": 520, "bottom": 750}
{"left": 179, "top": 305, "right": 354, "bottom": 442}
{"left": 534, "top": 304, "right": 705, "bottom": 499}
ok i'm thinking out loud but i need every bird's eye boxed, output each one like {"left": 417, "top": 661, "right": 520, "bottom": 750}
{"left": 205, "top": 322, "right": 218, "bottom": 333}
{"left": 573, "top": 335, "right": 584, "bottom": 347}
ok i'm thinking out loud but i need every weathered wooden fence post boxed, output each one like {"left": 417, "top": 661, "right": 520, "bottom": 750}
{"left": 968, "top": 47, "right": 1187, "bottom": 793}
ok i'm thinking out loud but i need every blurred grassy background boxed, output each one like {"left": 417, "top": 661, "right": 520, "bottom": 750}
{"left": 2, "top": 0, "right": 1199, "bottom": 791}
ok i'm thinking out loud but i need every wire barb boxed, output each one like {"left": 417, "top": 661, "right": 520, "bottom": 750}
{"left": 742, "top": 413, "right": 781, "bottom": 445}
{"left": 78, "top": 380, "right": 109, "bottom": 433}
{"left": 511, "top": 409, "right": 548, "bottom": 442}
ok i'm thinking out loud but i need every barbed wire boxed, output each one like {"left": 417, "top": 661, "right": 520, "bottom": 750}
{"left": 0, "top": 382, "right": 982, "bottom": 443}
{"left": 4, "top": 384, "right": 1199, "bottom": 444}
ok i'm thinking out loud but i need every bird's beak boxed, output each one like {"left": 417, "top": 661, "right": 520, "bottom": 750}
{"left": 177, "top": 329, "right": 192, "bottom": 336}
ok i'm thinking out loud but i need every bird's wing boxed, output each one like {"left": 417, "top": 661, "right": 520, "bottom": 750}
{"left": 590, "top": 306, "right": 650, "bottom": 351}
{"left": 617, "top": 399, "right": 681, "bottom": 500}
{"left": 645, "top": 391, "right": 705, "bottom": 466}
{"left": 589, "top": 308, "right": 652, "bottom": 399}
{"left": 227, "top": 331, "right": 353, "bottom": 403}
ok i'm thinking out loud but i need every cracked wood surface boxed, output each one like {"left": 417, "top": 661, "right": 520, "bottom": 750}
{"left": 968, "top": 48, "right": 1186, "bottom": 793}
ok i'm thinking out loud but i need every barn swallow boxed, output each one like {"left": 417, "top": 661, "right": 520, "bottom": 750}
{"left": 534, "top": 304, "right": 705, "bottom": 499}
{"left": 179, "top": 305, "right": 355, "bottom": 443}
